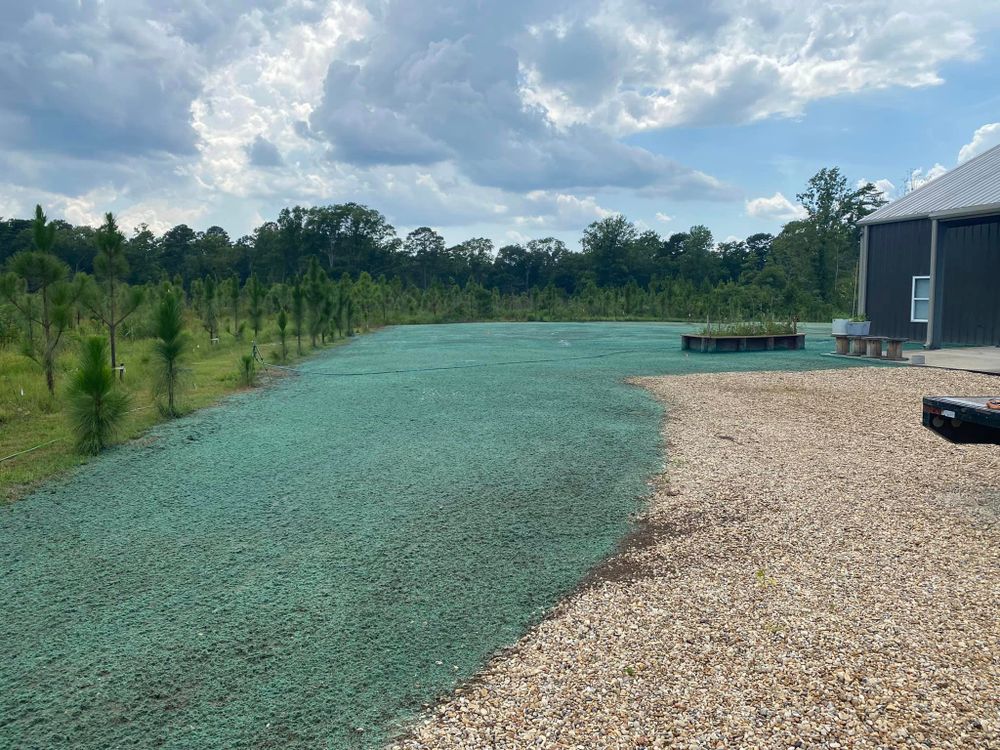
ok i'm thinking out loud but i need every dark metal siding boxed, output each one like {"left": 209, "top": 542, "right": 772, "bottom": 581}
{"left": 865, "top": 219, "right": 931, "bottom": 341}
{"left": 939, "top": 215, "right": 1000, "bottom": 345}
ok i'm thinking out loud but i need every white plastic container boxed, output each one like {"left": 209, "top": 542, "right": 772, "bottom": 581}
{"left": 832, "top": 318, "right": 849, "bottom": 335}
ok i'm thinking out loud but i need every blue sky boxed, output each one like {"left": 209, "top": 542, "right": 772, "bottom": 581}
{"left": 1, "top": 0, "right": 999, "bottom": 250}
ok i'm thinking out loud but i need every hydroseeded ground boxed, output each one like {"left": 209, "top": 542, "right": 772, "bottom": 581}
{"left": 1, "top": 323, "right": 872, "bottom": 749}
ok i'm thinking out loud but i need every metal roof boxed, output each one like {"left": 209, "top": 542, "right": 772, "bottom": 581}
{"left": 859, "top": 143, "right": 1000, "bottom": 225}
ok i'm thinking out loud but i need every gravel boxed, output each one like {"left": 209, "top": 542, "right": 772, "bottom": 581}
{"left": 391, "top": 367, "right": 1000, "bottom": 749}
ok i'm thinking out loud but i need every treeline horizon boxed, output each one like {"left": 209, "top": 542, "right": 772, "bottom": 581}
{"left": 1, "top": 166, "right": 886, "bottom": 326}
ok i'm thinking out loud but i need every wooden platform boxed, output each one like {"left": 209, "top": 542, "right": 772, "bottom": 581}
{"left": 831, "top": 334, "right": 907, "bottom": 360}
{"left": 681, "top": 333, "right": 805, "bottom": 353}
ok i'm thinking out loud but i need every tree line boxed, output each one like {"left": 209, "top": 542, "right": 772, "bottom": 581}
{"left": 0, "top": 166, "right": 886, "bottom": 452}
{"left": 2, "top": 166, "right": 886, "bottom": 324}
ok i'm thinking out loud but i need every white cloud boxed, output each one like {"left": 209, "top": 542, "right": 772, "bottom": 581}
{"left": 908, "top": 164, "right": 948, "bottom": 191}
{"left": 117, "top": 199, "right": 210, "bottom": 235}
{"left": 0, "top": 183, "right": 118, "bottom": 227}
{"left": 0, "top": 179, "right": 214, "bottom": 236}
{"left": 171, "top": 0, "right": 727, "bottom": 236}
{"left": 519, "top": 1, "right": 988, "bottom": 134}
{"left": 1, "top": 0, "right": 998, "bottom": 243}
{"left": 871, "top": 178, "right": 896, "bottom": 199}
{"left": 188, "top": 1, "right": 367, "bottom": 200}
{"left": 306, "top": 9, "right": 736, "bottom": 198}
{"left": 745, "top": 192, "right": 808, "bottom": 221}
{"left": 958, "top": 122, "right": 1000, "bottom": 163}
{"left": 515, "top": 191, "right": 613, "bottom": 229}
{"left": 655, "top": 212, "right": 673, "bottom": 223}
{"left": 505, "top": 230, "right": 532, "bottom": 245}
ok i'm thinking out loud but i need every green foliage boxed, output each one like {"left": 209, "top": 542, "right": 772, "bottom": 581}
{"left": 785, "top": 168, "right": 888, "bottom": 309}
{"left": 291, "top": 282, "right": 305, "bottom": 354}
{"left": 199, "top": 275, "right": 219, "bottom": 341}
{"left": 88, "top": 212, "right": 144, "bottom": 369}
{"left": 30, "top": 204, "right": 56, "bottom": 254}
{"left": 404, "top": 226, "right": 446, "bottom": 288}
{"left": 9, "top": 248, "right": 67, "bottom": 291}
{"left": 94, "top": 212, "right": 128, "bottom": 281}
{"left": 238, "top": 354, "right": 256, "bottom": 387}
{"left": 244, "top": 274, "right": 266, "bottom": 338}
{"left": 2, "top": 315, "right": 330, "bottom": 502}
{"left": 354, "top": 271, "right": 375, "bottom": 330}
{"left": 66, "top": 336, "right": 130, "bottom": 455}
{"left": 0, "top": 303, "right": 18, "bottom": 349}
{"left": 276, "top": 308, "right": 288, "bottom": 362}
{"left": 152, "top": 289, "right": 188, "bottom": 417}
{"left": 303, "top": 258, "right": 328, "bottom": 346}
{"left": 338, "top": 273, "right": 354, "bottom": 336}
{"left": 700, "top": 318, "right": 797, "bottom": 336}
{"left": 224, "top": 275, "right": 241, "bottom": 338}
{"left": 1, "top": 212, "right": 77, "bottom": 394}
{"left": 581, "top": 214, "right": 637, "bottom": 287}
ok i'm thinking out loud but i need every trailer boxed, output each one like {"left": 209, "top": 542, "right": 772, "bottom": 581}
{"left": 922, "top": 396, "right": 1000, "bottom": 445}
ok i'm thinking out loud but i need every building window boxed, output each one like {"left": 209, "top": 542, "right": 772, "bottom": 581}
{"left": 911, "top": 276, "right": 930, "bottom": 323}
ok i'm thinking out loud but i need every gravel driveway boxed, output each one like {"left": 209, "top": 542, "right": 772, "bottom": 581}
{"left": 393, "top": 367, "right": 1000, "bottom": 749}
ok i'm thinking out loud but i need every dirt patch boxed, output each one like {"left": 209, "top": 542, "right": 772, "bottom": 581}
{"left": 576, "top": 508, "right": 706, "bottom": 590}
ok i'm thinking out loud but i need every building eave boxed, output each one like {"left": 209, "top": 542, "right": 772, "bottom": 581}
{"left": 859, "top": 202, "right": 1000, "bottom": 226}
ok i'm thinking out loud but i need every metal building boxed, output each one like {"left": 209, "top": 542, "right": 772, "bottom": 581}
{"left": 857, "top": 143, "right": 1000, "bottom": 348}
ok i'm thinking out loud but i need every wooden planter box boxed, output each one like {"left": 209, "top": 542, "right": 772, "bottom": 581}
{"left": 681, "top": 333, "right": 806, "bottom": 352}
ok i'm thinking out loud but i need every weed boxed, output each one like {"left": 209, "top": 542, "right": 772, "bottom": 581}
{"left": 755, "top": 567, "right": 776, "bottom": 588}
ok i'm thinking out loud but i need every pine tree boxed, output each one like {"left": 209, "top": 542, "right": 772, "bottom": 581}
{"left": 152, "top": 289, "right": 188, "bottom": 417}
{"left": 244, "top": 274, "right": 266, "bottom": 339}
{"left": 199, "top": 275, "right": 219, "bottom": 342}
{"left": 89, "top": 213, "right": 143, "bottom": 370}
{"left": 303, "top": 258, "right": 328, "bottom": 346}
{"left": 0, "top": 206, "right": 75, "bottom": 395}
{"left": 225, "top": 275, "right": 242, "bottom": 339}
{"left": 67, "top": 336, "right": 129, "bottom": 454}
{"left": 291, "top": 281, "right": 305, "bottom": 354}
{"left": 277, "top": 308, "right": 288, "bottom": 361}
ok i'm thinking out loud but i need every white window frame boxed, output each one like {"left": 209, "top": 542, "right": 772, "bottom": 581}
{"left": 911, "top": 275, "right": 930, "bottom": 323}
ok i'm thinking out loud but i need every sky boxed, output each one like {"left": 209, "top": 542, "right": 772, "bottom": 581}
{"left": 1, "top": 0, "right": 999, "bottom": 250}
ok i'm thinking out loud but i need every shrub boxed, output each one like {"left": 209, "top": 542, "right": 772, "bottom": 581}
{"left": 66, "top": 336, "right": 129, "bottom": 455}
{"left": 700, "top": 317, "right": 797, "bottom": 336}
{"left": 238, "top": 354, "right": 256, "bottom": 387}
{"left": 0, "top": 305, "right": 18, "bottom": 349}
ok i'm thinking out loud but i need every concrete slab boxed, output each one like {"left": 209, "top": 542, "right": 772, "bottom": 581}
{"left": 913, "top": 346, "right": 1000, "bottom": 375}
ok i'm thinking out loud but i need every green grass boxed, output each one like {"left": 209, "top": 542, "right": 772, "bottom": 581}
{"left": 699, "top": 318, "right": 798, "bottom": 336}
{"left": 0, "top": 320, "right": 346, "bottom": 501}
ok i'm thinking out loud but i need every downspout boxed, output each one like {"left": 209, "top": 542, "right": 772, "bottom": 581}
{"left": 926, "top": 219, "right": 941, "bottom": 349}
{"left": 857, "top": 225, "right": 869, "bottom": 317}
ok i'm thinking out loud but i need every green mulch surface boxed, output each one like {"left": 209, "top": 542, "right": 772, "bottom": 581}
{"left": 0, "top": 322, "right": 876, "bottom": 749}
